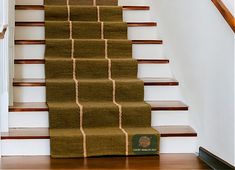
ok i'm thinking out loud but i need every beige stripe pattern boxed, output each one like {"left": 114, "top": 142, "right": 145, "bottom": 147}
{"left": 67, "top": 1, "right": 87, "bottom": 157}
{"left": 104, "top": 39, "right": 129, "bottom": 155}
{"left": 101, "top": 22, "right": 104, "bottom": 39}
{"left": 69, "top": 21, "right": 72, "bottom": 39}
{"left": 97, "top": 6, "right": 100, "bottom": 22}
{"left": 72, "top": 40, "right": 87, "bottom": 158}
{"left": 67, "top": 0, "right": 70, "bottom": 21}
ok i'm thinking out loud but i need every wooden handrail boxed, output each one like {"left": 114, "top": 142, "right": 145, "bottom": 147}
{"left": 0, "top": 25, "right": 8, "bottom": 39}
{"left": 212, "top": 0, "right": 235, "bottom": 32}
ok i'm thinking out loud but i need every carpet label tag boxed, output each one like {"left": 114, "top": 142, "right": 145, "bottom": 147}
{"left": 132, "top": 135, "right": 157, "bottom": 154}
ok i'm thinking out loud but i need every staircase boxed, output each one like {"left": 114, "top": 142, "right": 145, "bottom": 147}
{"left": 1, "top": 0, "right": 197, "bottom": 156}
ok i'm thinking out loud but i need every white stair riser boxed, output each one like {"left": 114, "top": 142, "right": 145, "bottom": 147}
{"left": 9, "top": 111, "right": 189, "bottom": 128}
{"left": 138, "top": 64, "right": 171, "bottom": 78}
{"left": 15, "top": 27, "right": 44, "bottom": 40}
{"left": 15, "top": 64, "right": 45, "bottom": 79}
{"left": 13, "top": 86, "right": 181, "bottom": 102}
{"left": 16, "top": 0, "right": 44, "bottom": 5}
{"left": 14, "top": 63, "right": 172, "bottom": 79}
{"left": 16, "top": 0, "right": 149, "bottom": 6}
{"left": 15, "top": 44, "right": 164, "bottom": 59}
{"left": 15, "top": 45, "right": 45, "bottom": 59}
{"left": 1, "top": 140, "right": 50, "bottom": 156}
{"left": 130, "top": 27, "right": 159, "bottom": 40}
{"left": 144, "top": 86, "right": 182, "bottom": 101}
{"left": 119, "top": 0, "right": 149, "bottom": 6}
{"left": 133, "top": 44, "right": 163, "bottom": 59}
{"left": 160, "top": 137, "right": 197, "bottom": 153}
{"left": 9, "top": 111, "right": 49, "bottom": 128}
{"left": 15, "top": 26, "right": 159, "bottom": 40}
{"left": 15, "top": 10, "right": 151, "bottom": 22}
{"left": 14, "top": 87, "right": 45, "bottom": 102}
{"left": 1, "top": 137, "right": 196, "bottom": 155}
{"left": 123, "top": 11, "right": 151, "bottom": 22}
{"left": 16, "top": 10, "right": 44, "bottom": 22}
{"left": 151, "top": 111, "right": 189, "bottom": 126}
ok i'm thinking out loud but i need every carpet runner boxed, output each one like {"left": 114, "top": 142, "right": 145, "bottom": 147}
{"left": 45, "top": 0, "right": 160, "bottom": 158}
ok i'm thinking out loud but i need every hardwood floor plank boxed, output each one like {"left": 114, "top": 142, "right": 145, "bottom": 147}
{"left": 0, "top": 154, "right": 211, "bottom": 169}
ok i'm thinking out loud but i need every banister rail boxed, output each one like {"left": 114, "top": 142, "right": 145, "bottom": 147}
{"left": 211, "top": 0, "right": 235, "bottom": 32}
{"left": 0, "top": 25, "right": 8, "bottom": 39}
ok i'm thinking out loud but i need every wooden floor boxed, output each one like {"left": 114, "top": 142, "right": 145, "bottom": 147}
{"left": 0, "top": 154, "right": 211, "bottom": 170}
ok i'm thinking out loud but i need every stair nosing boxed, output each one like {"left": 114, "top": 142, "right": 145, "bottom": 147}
{"left": 1, "top": 126, "right": 197, "bottom": 139}
{"left": 9, "top": 101, "right": 188, "bottom": 112}
{"left": 13, "top": 78, "right": 179, "bottom": 87}
{"left": 15, "top": 22, "right": 157, "bottom": 27}
{"left": 14, "top": 40, "right": 163, "bottom": 45}
{"left": 14, "top": 59, "right": 170, "bottom": 64}
{"left": 155, "top": 126, "right": 197, "bottom": 137}
{"left": 15, "top": 5, "right": 150, "bottom": 10}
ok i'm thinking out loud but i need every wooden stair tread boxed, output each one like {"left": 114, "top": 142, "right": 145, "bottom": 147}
{"left": 9, "top": 102, "right": 48, "bottom": 112}
{"left": 132, "top": 40, "right": 163, "bottom": 44}
{"left": 15, "top": 5, "right": 150, "bottom": 10}
{"left": 14, "top": 59, "right": 169, "bottom": 64}
{"left": 15, "top": 40, "right": 163, "bottom": 45}
{"left": 1, "top": 126, "right": 196, "bottom": 139}
{"left": 148, "top": 101, "right": 188, "bottom": 110}
{"left": 13, "top": 78, "right": 45, "bottom": 86}
{"left": 154, "top": 126, "right": 197, "bottom": 137}
{"left": 15, "top": 22, "right": 157, "bottom": 27}
{"left": 9, "top": 101, "right": 188, "bottom": 112}
{"left": 1, "top": 128, "right": 50, "bottom": 139}
{"left": 136, "top": 59, "right": 169, "bottom": 64}
{"left": 142, "top": 78, "right": 179, "bottom": 86}
{"left": 15, "top": 59, "right": 45, "bottom": 64}
{"left": 13, "top": 78, "right": 179, "bottom": 86}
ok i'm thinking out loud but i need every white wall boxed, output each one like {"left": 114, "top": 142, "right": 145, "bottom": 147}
{"left": 150, "top": 0, "right": 235, "bottom": 166}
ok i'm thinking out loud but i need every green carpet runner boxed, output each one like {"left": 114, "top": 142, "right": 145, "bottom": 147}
{"left": 45, "top": 0, "right": 160, "bottom": 158}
